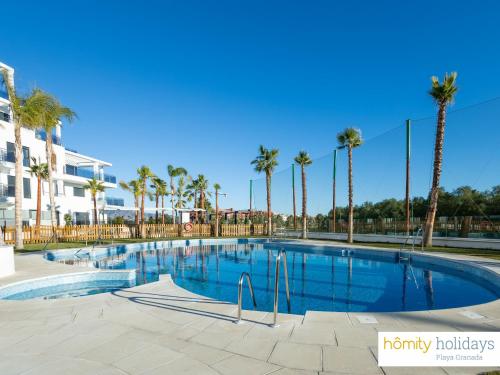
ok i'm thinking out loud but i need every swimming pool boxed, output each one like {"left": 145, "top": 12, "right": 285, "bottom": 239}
{"left": 47, "top": 239, "right": 500, "bottom": 313}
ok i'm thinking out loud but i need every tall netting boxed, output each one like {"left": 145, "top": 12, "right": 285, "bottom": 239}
{"left": 250, "top": 97, "right": 500, "bottom": 238}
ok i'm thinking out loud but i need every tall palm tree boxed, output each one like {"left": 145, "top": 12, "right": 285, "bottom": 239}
{"left": 176, "top": 176, "right": 189, "bottom": 209}
{"left": 423, "top": 72, "right": 458, "bottom": 247}
{"left": 157, "top": 180, "right": 168, "bottom": 224}
{"left": 337, "top": 128, "right": 363, "bottom": 244}
{"left": 187, "top": 177, "right": 200, "bottom": 221}
{"left": 167, "top": 165, "right": 187, "bottom": 224}
{"left": 1, "top": 69, "right": 45, "bottom": 249}
{"left": 213, "top": 183, "right": 221, "bottom": 237}
{"left": 84, "top": 177, "right": 105, "bottom": 225}
{"left": 150, "top": 176, "right": 166, "bottom": 223}
{"left": 28, "top": 157, "right": 49, "bottom": 228}
{"left": 137, "top": 166, "right": 154, "bottom": 225}
{"left": 119, "top": 179, "right": 142, "bottom": 225}
{"left": 294, "top": 151, "right": 313, "bottom": 239}
{"left": 30, "top": 89, "right": 76, "bottom": 228}
{"left": 196, "top": 174, "right": 210, "bottom": 223}
{"left": 251, "top": 145, "right": 279, "bottom": 236}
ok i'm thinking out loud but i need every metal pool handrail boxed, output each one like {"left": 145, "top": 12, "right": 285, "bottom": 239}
{"left": 272, "top": 249, "right": 291, "bottom": 328}
{"left": 235, "top": 272, "right": 257, "bottom": 324}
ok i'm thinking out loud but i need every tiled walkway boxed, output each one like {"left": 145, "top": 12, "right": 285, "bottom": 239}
{"left": 0, "top": 247, "right": 499, "bottom": 375}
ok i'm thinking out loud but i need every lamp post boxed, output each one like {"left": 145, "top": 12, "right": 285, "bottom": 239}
{"left": 214, "top": 189, "right": 227, "bottom": 237}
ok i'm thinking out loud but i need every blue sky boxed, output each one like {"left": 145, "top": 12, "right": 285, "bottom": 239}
{"left": 2, "top": 0, "right": 499, "bottom": 212}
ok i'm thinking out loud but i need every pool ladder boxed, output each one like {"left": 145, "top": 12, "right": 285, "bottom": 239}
{"left": 235, "top": 249, "right": 291, "bottom": 328}
{"left": 399, "top": 227, "right": 423, "bottom": 261}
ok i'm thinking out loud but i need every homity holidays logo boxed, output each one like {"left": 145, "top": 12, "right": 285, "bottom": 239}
{"left": 378, "top": 332, "right": 500, "bottom": 366}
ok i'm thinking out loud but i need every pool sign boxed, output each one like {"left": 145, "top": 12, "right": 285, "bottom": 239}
{"left": 378, "top": 332, "right": 500, "bottom": 366}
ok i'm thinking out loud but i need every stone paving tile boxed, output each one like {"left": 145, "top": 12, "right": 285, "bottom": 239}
{"left": 268, "top": 341, "right": 322, "bottom": 371}
{"left": 22, "top": 356, "right": 127, "bottom": 375}
{"left": 289, "top": 322, "right": 337, "bottom": 345}
{"left": 112, "top": 343, "right": 184, "bottom": 374}
{"left": 322, "top": 345, "right": 382, "bottom": 374}
{"left": 77, "top": 336, "right": 153, "bottom": 364}
{"left": 141, "top": 356, "right": 220, "bottom": 375}
{"left": 244, "top": 321, "right": 296, "bottom": 340}
{"left": 333, "top": 325, "right": 378, "bottom": 348}
{"left": 212, "top": 354, "right": 281, "bottom": 375}
{"left": 189, "top": 329, "right": 238, "bottom": 349}
{"left": 443, "top": 367, "right": 500, "bottom": 374}
{"left": 224, "top": 337, "right": 278, "bottom": 361}
{"left": 303, "top": 311, "right": 351, "bottom": 325}
{"left": 179, "top": 342, "right": 233, "bottom": 365}
{"left": 2, "top": 330, "right": 76, "bottom": 355}
{"left": 0, "top": 353, "right": 59, "bottom": 375}
{"left": 44, "top": 333, "right": 116, "bottom": 357}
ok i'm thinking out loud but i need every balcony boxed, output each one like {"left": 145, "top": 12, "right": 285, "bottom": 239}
{"left": 0, "top": 148, "right": 30, "bottom": 166}
{"left": 0, "top": 111, "right": 10, "bottom": 122}
{"left": 35, "top": 130, "right": 62, "bottom": 146}
{"left": 105, "top": 197, "right": 124, "bottom": 206}
{"left": 64, "top": 164, "right": 95, "bottom": 179}
{"left": 102, "top": 173, "right": 116, "bottom": 184}
{"left": 0, "top": 183, "right": 15, "bottom": 198}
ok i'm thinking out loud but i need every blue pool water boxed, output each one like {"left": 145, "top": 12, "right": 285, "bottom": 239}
{"left": 54, "top": 241, "right": 499, "bottom": 313}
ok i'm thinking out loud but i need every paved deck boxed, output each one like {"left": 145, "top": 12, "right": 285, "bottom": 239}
{"left": 0, "top": 246, "right": 499, "bottom": 375}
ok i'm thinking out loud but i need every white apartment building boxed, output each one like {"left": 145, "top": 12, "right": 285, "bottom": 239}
{"left": 0, "top": 61, "right": 123, "bottom": 227}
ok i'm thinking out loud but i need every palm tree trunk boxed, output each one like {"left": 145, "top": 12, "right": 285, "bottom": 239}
{"left": 141, "top": 184, "right": 146, "bottom": 237}
{"left": 14, "top": 124, "right": 23, "bottom": 249}
{"left": 200, "top": 191, "right": 205, "bottom": 224}
{"left": 155, "top": 193, "right": 159, "bottom": 223}
{"left": 134, "top": 196, "right": 139, "bottom": 225}
{"left": 301, "top": 166, "right": 307, "bottom": 239}
{"left": 36, "top": 176, "right": 42, "bottom": 228}
{"left": 423, "top": 103, "right": 447, "bottom": 247}
{"left": 266, "top": 173, "right": 272, "bottom": 236}
{"left": 292, "top": 168, "right": 297, "bottom": 231}
{"left": 170, "top": 177, "right": 175, "bottom": 225}
{"left": 93, "top": 194, "right": 98, "bottom": 225}
{"left": 347, "top": 145, "right": 354, "bottom": 244}
{"left": 45, "top": 136, "right": 58, "bottom": 229}
{"left": 215, "top": 191, "right": 219, "bottom": 237}
{"left": 161, "top": 195, "right": 165, "bottom": 224}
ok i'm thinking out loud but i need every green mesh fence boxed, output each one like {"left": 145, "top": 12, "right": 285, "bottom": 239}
{"left": 250, "top": 97, "right": 500, "bottom": 238}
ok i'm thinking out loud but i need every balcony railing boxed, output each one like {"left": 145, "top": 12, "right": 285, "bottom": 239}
{"left": 0, "top": 111, "right": 10, "bottom": 122}
{"left": 0, "top": 148, "right": 30, "bottom": 166}
{"left": 64, "top": 164, "right": 95, "bottom": 179}
{"left": 35, "top": 130, "right": 62, "bottom": 146}
{"left": 64, "top": 164, "right": 117, "bottom": 184}
{"left": 105, "top": 197, "right": 124, "bottom": 206}
{"left": 103, "top": 174, "right": 116, "bottom": 184}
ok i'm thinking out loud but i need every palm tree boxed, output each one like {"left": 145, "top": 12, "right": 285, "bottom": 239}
{"left": 1, "top": 69, "right": 45, "bottom": 249}
{"left": 187, "top": 177, "right": 200, "bottom": 221}
{"left": 176, "top": 176, "right": 189, "bottom": 209}
{"left": 423, "top": 72, "right": 458, "bottom": 247}
{"left": 29, "top": 89, "right": 76, "bottom": 229}
{"left": 167, "top": 165, "right": 187, "bottom": 224}
{"left": 150, "top": 176, "right": 166, "bottom": 223}
{"left": 337, "top": 128, "right": 363, "bottom": 244}
{"left": 251, "top": 145, "right": 279, "bottom": 236}
{"left": 137, "top": 166, "right": 154, "bottom": 226}
{"left": 197, "top": 174, "right": 210, "bottom": 223}
{"left": 214, "top": 183, "right": 221, "bottom": 237}
{"left": 28, "top": 157, "right": 49, "bottom": 228}
{"left": 84, "top": 178, "right": 105, "bottom": 225}
{"left": 157, "top": 180, "right": 168, "bottom": 224}
{"left": 294, "top": 151, "right": 313, "bottom": 239}
{"left": 119, "top": 179, "right": 142, "bottom": 225}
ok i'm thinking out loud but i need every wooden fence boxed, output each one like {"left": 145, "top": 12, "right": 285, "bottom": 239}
{"left": 2, "top": 223, "right": 268, "bottom": 245}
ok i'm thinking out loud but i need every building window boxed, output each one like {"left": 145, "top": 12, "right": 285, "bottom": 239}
{"left": 23, "top": 178, "right": 31, "bottom": 199}
{"left": 74, "top": 212, "right": 89, "bottom": 225}
{"left": 73, "top": 187, "right": 85, "bottom": 197}
{"left": 7, "top": 176, "right": 31, "bottom": 198}
{"left": 6, "top": 142, "right": 30, "bottom": 167}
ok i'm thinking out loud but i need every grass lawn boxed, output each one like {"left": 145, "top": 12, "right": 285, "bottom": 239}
{"left": 15, "top": 236, "right": 500, "bottom": 261}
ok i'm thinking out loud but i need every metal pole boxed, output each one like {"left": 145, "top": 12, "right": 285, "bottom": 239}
{"left": 249, "top": 180, "right": 253, "bottom": 221}
{"left": 405, "top": 119, "right": 411, "bottom": 236}
{"left": 272, "top": 254, "right": 281, "bottom": 327}
{"left": 332, "top": 149, "right": 337, "bottom": 232}
{"left": 292, "top": 163, "right": 297, "bottom": 231}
